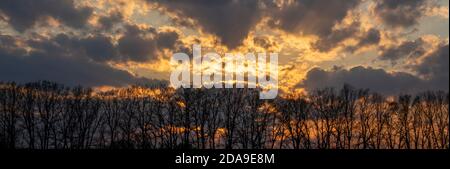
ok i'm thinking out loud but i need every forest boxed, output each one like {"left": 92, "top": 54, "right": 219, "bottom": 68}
{"left": 0, "top": 81, "right": 448, "bottom": 149}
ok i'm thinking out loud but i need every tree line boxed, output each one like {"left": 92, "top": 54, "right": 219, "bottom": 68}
{"left": 0, "top": 81, "right": 448, "bottom": 149}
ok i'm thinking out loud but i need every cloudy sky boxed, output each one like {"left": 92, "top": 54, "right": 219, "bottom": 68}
{"left": 0, "top": 0, "right": 448, "bottom": 95}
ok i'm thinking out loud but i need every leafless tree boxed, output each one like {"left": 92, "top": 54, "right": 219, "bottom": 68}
{"left": 0, "top": 81, "right": 448, "bottom": 149}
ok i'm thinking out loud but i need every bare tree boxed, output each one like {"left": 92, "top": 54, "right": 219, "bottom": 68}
{"left": 1, "top": 81, "right": 448, "bottom": 149}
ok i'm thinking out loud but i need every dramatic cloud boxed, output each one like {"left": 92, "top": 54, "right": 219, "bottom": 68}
{"left": 150, "top": 0, "right": 361, "bottom": 49}
{"left": 269, "top": 0, "right": 360, "bottom": 37}
{"left": 117, "top": 24, "right": 183, "bottom": 62}
{"left": 379, "top": 38, "right": 426, "bottom": 64}
{"left": 155, "top": 30, "right": 180, "bottom": 49}
{"left": 0, "top": 34, "right": 152, "bottom": 87}
{"left": 17, "top": 24, "right": 183, "bottom": 63}
{"left": 0, "top": 0, "right": 93, "bottom": 32}
{"left": 149, "top": 0, "right": 265, "bottom": 49}
{"left": 98, "top": 12, "right": 123, "bottom": 30}
{"left": 412, "top": 43, "right": 449, "bottom": 90}
{"left": 355, "top": 28, "right": 381, "bottom": 48}
{"left": 312, "top": 22, "right": 360, "bottom": 52}
{"left": 41, "top": 34, "right": 119, "bottom": 62}
{"left": 0, "top": 0, "right": 447, "bottom": 94}
{"left": 344, "top": 28, "right": 381, "bottom": 53}
{"left": 117, "top": 25, "right": 158, "bottom": 62}
{"left": 313, "top": 22, "right": 381, "bottom": 53}
{"left": 373, "top": 0, "right": 429, "bottom": 28}
{"left": 21, "top": 33, "right": 121, "bottom": 63}
{"left": 299, "top": 66, "right": 447, "bottom": 95}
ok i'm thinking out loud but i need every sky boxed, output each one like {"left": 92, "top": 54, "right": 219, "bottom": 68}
{"left": 0, "top": 0, "right": 448, "bottom": 95}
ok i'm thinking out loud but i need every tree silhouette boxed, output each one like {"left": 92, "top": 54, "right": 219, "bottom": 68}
{"left": 0, "top": 81, "right": 448, "bottom": 149}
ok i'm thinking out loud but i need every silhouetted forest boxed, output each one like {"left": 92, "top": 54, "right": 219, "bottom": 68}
{"left": 0, "top": 81, "right": 448, "bottom": 149}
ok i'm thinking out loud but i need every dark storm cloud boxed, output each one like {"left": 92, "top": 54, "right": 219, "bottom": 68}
{"left": 300, "top": 41, "right": 448, "bottom": 95}
{"left": 0, "top": 0, "right": 93, "bottom": 32}
{"left": 356, "top": 28, "right": 381, "bottom": 47}
{"left": 313, "top": 22, "right": 360, "bottom": 52}
{"left": 0, "top": 34, "right": 152, "bottom": 87}
{"left": 0, "top": 34, "right": 28, "bottom": 57}
{"left": 148, "top": 0, "right": 264, "bottom": 49}
{"left": 149, "top": 0, "right": 361, "bottom": 49}
{"left": 18, "top": 24, "right": 183, "bottom": 63}
{"left": 80, "top": 36, "right": 119, "bottom": 62}
{"left": 299, "top": 66, "right": 434, "bottom": 95}
{"left": 269, "top": 0, "right": 361, "bottom": 37}
{"left": 374, "top": 0, "right": 428, "bottom": 28}
{"left": 25, "top": 33, "right": 120, "bottom": 62}
{"left": 117, "top": 24, "right": 184, "bottom": 62}
{"left": 313, "top": 21, "right": 381, "bottom": 53}
{"left": 98, "top": 12, "right": 123, "bottom": 30}
{"left": 0, "top": 23, "right": 184, "bottom": 86}
{"left": 379, "top": 38, "right": 426, "bottom": 64}
{"left": 412, "top": 43, "right": 449, "bottom": 90}
{"left": 155, "top": 31, "right": 179, "bottom": 49}
{"left": 62, "top": 34, "right": 118, "bottom": 62}
{"left": 118, "top": 25, "right": 158, "bottom": 62}
{"left": 345, "top": 28, "right": 381, "bottom": 53}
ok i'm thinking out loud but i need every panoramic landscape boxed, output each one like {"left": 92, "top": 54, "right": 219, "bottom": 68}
{"left": 1, "top": 0, "right": 449, "bottom": 150}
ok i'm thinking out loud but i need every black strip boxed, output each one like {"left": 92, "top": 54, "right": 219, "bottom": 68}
{"left": 1, "top": 149, "right": 448, "bottom": 168}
